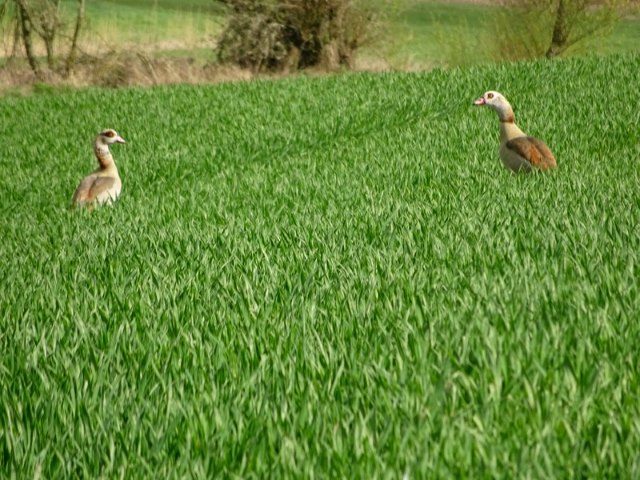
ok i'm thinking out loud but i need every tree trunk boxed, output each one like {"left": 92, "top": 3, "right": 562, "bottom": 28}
{"left": 546, "top": 0, "right": 570, "bottom": 58}
{"left": 44, "top": 36, "right": 55, "bottom": 69}
{"left": 7, "top": 12, "right": 21, "bottom": 66}
{"left": 47, "top": 0, "right": 61, "bottom": 68}
{"left": 15, "top": 0, "right": 61, "bottom": 70}
{"left": 16, "top": 3, "right": 42, "bottom": 78}
{"left": 64, "top": 0, "right": 85, "bottom": 77}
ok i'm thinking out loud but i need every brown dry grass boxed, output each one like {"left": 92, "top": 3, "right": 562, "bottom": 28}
{"left": 434, "top": 0, "right": 499, "bottom": 3}
{"left": 0, "top": 53, "right": 257, "bottom": 94}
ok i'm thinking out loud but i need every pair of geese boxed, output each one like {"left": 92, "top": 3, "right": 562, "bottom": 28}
{"left": 72, "top": 91, "right": 557, "bottom": 209}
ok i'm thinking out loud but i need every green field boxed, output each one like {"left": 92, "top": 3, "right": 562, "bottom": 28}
{"left": 2, "top": 53, "right": 640, "bottom": 477}
{"left": 80, "top": 0, "right": 222, "bottom": 55}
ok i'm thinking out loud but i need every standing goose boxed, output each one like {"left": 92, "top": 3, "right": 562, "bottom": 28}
{"left": 474, "top": 91, "right": 556, "bottom": 173}
{"left": 72, "top": 129, "right": 126, "bottom": 208}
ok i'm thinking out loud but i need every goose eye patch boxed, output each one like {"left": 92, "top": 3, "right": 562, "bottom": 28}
{"left": 487, "top": 93, "right": 494, "bottom": 99}
{"left": 104, "top": 131, "right": 115, "bottom": 138}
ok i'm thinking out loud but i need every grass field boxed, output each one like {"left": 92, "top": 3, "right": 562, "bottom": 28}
{"left": 1, "top": 53, "right": 640, "bottom": 477}
{"left": 78, "top": 0, "right": 222, "bottom": 57}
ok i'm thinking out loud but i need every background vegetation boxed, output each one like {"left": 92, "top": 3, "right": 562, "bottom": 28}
{"left": 0, "top": 0, "right": 639, "bottom": 87}
{"left": 1, "top": 52, "right": 639, "bottom": 477}
{"left": 216, "top": 0, "right": 374, "bottom": 72}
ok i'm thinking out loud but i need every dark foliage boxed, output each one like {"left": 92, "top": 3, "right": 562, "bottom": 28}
{"left": 216, "top": 0, "right": 372, "bottom": 72}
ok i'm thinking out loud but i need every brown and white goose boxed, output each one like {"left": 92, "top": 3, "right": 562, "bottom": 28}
{"left": 72, "top": 129, "right": 126, "bottom": 208}
{"left": 474, "top": 91, "right": 556, "bottom": 173}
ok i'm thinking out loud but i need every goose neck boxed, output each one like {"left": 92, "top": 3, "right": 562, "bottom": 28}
{"left": 499, "top": 120, "right": 526, "bottom": 143}
{"left": 94, "top": 143, "right": 115, "bottom": 169}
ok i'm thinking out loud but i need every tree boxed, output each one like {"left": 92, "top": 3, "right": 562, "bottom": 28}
{"left": 496, "top": 0, "right": 635, "bottom": 60}
{"left": 64, "top": 0, "right": 85, "bottom": 75}
{"left": 1, "top": 0, "right": 86, "bottom": 78}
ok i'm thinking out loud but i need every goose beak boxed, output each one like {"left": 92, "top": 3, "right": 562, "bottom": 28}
{"left": 473, "top": 97, "right": 486, "bottom": 106}
{"left": 115, "top": 136, "right": 127, "bottom": 144}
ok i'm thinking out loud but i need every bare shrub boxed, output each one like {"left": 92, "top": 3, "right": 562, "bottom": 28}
{"left": 494, "top": 0, "right": 637, "bottom": 61}
{"left": 216, "top": 0, "right": 375, "bottom": 72}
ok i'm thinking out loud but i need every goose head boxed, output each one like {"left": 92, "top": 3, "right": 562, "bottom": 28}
{"left": 474, "top": 91, "right": 514, "bottom": 122}
{"left": 97, "top": 129, "right": 126, "bottom": 146}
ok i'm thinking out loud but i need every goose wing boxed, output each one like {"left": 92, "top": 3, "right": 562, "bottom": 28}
{"left": 505, "top": 136, "right": 557, "bottom": 170}
{"left": 72, "top": 175, "right": 116, "bottom": 205}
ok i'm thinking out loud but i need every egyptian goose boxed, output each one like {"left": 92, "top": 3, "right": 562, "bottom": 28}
{"left": 72, "top": 129, "right": 126, "bottom": 208}
{"left": 474, "top": 91, "right": 556, "bottom": 173}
